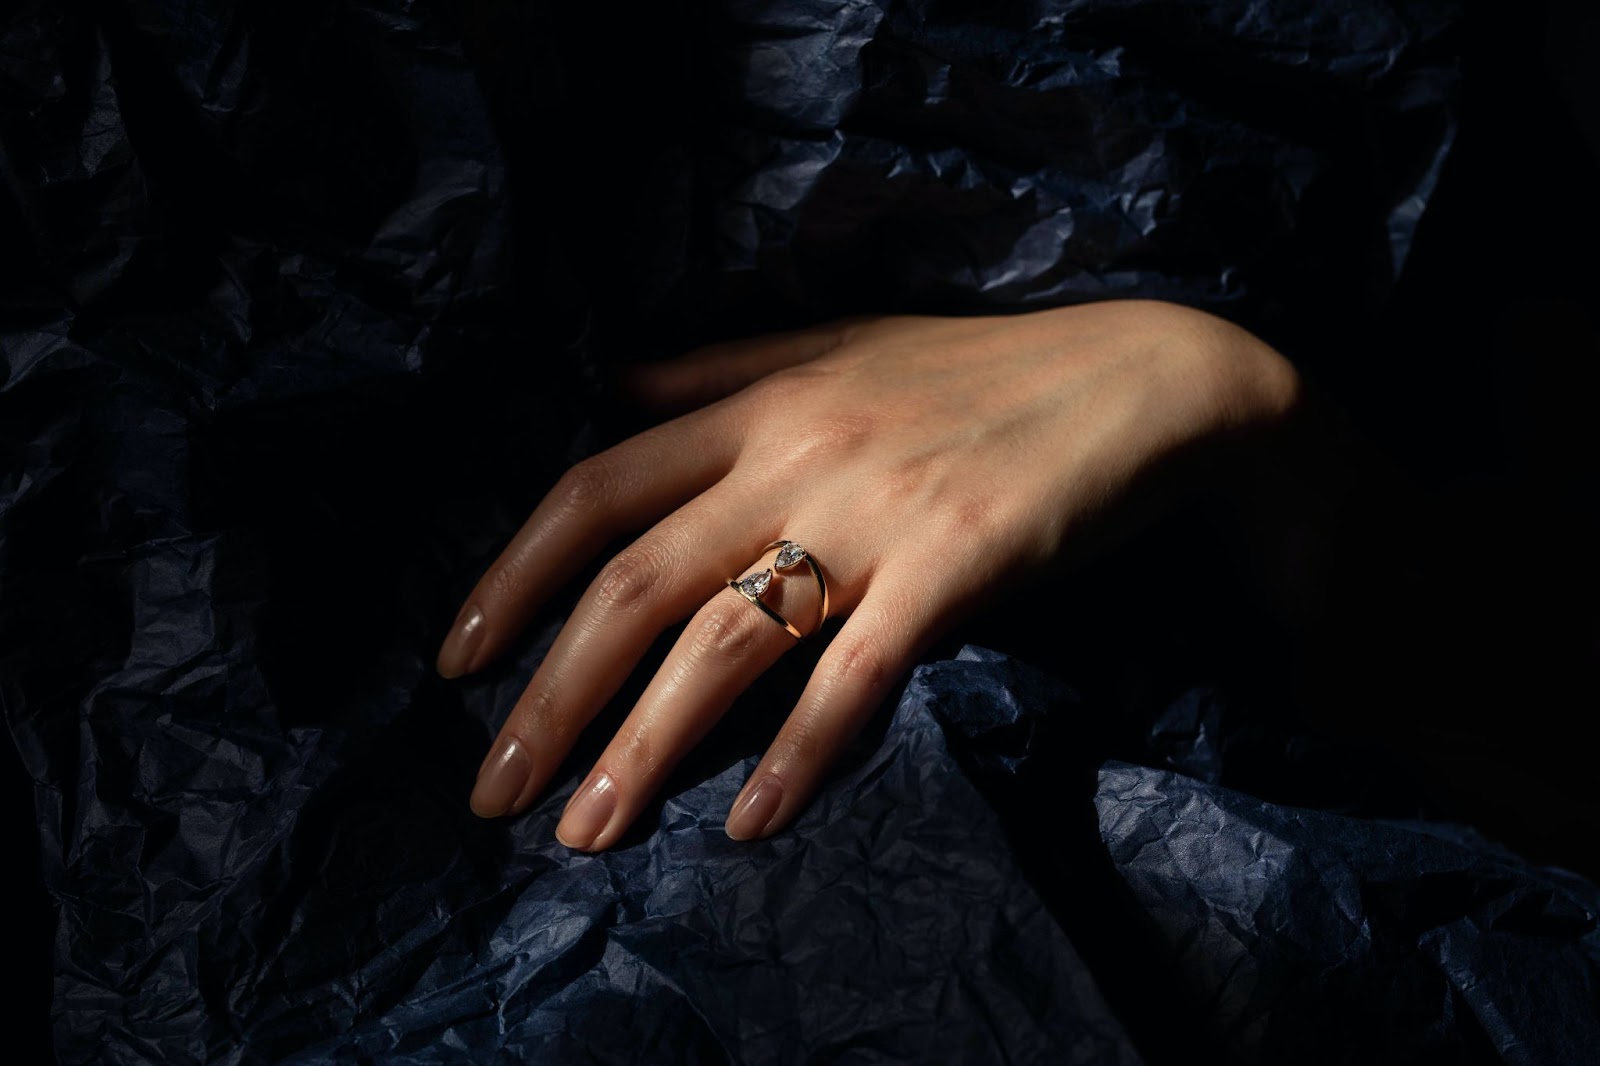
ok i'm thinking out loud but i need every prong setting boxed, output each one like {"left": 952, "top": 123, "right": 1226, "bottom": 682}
{"left": 774, "top": 541, "right": 807, "bottom": 569}
{"left": 735, "top": 569, "right": 773, "bottom": 601}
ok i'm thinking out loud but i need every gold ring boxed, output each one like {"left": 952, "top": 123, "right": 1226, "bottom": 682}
{"left": 727, "top": 539, "right": 830, "bottom": 640}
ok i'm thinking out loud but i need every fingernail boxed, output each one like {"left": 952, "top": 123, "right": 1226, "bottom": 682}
{"left": 437, "top": 604, "right": 486, "bottom": 679}
{"left": 725, "top": 775, "right": 783, "bottom": 841}
{"left": 556, "top": 771, "right": 617, "bottom": 850}
{"left": 470, "top": 736, "right": 531, "bottom": 818}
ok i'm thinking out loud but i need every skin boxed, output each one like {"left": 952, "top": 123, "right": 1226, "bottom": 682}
{"left": 436, "top": 298, "right": 1302, "bottom": 850}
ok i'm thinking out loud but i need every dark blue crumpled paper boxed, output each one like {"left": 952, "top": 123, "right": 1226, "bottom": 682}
{"left": 40, "top": 644, "right": 1147, "bottom": 1064}
{"left": 926, "top": 649, "right": 1600, "bottom": 1066}
{"left": 1097, "top": 762, "right": 1600, "bottom": 1065}
{"left": 35, "top": 630, "right": 1596, "bottom": 1063}
{"left": 565, "top": 0, "right": 1463, "bottom": 355}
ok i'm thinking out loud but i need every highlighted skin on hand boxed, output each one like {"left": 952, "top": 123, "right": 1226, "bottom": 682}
{"left": 437, "top": 300, "right": 1302, "bottom": 849}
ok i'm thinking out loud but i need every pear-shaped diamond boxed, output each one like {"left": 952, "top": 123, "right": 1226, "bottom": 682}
{"left": 736, "top": 568, "right": 773, "bottom": 600}
{"left": 774, "top": 541, "right": 807, "bottom": 569}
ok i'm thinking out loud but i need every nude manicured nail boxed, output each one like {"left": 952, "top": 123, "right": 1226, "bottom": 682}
{"left": 437, "top": 604, "right": 486, "bottom": 679}
{"left": 725, "top": 775, "right": 783, "bottom": 841}
{"left": 470, "top": 736, "right": 531, "bottom": 818}
{"left": 556, "top": 771, "right": 617, "bottom": 850}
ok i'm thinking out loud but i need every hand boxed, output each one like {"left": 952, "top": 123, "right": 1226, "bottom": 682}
{"left": 436, "top": 299, "right": 1300, "bottom": 850}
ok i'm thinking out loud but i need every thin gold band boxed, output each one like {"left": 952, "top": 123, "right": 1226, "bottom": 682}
{"left": 726, "top": 579, "right": 805, "bottom": 639}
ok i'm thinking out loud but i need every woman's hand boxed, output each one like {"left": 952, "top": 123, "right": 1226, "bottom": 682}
{"left": 436, "top": 299, "right": 1300, "bottom": 850}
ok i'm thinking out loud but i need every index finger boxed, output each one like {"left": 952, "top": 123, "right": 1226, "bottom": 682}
{"left": 435, "top": 401, "right": 747, "bottom": 677}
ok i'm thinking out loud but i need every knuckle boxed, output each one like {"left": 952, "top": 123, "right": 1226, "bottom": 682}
{"left": 552, "top": 457, "right": 617, "bottom": 517}
{"left": 936, "top": 489, "right": 1007, "bottom": 542}
{"left": 809, "top": 411, "right": 877, "bottom": 452}
{"left": 774, "top": 709, "right": 830, "bottom": 768}
{"left": 592, "top": 548, "right": 661, "bottom": 614}
{"left": 741, "top": 366, "right": 808, "bottom": 408}
{"left": 873, "top": 451, "right": 943, "bottom": 509}
{"left": 485, "top": 560, "right": 526, "bottom": 601}
{"left": 776, "top": 413, "right": 876, "bottom": 468}
{"left": 825, "top": 632, "right": 890, "bottom": 695}
{"left": 690, "top": 595, "right": 768, "bottom": 663}
{"left": 615, "top": 730, "right": 662, "bottom": 779}
{"left": 511, "top": 688, "right": 566, "bottom": 746}
{"left": 727, "top": 377, "right": 794, "bottom": 449}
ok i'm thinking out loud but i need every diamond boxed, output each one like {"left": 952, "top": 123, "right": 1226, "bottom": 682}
{"left": 736, "top": 569, "right": 773, "bottom": 599}
{"left": 774, "top": 541, "right": 807, "bottom": 569}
